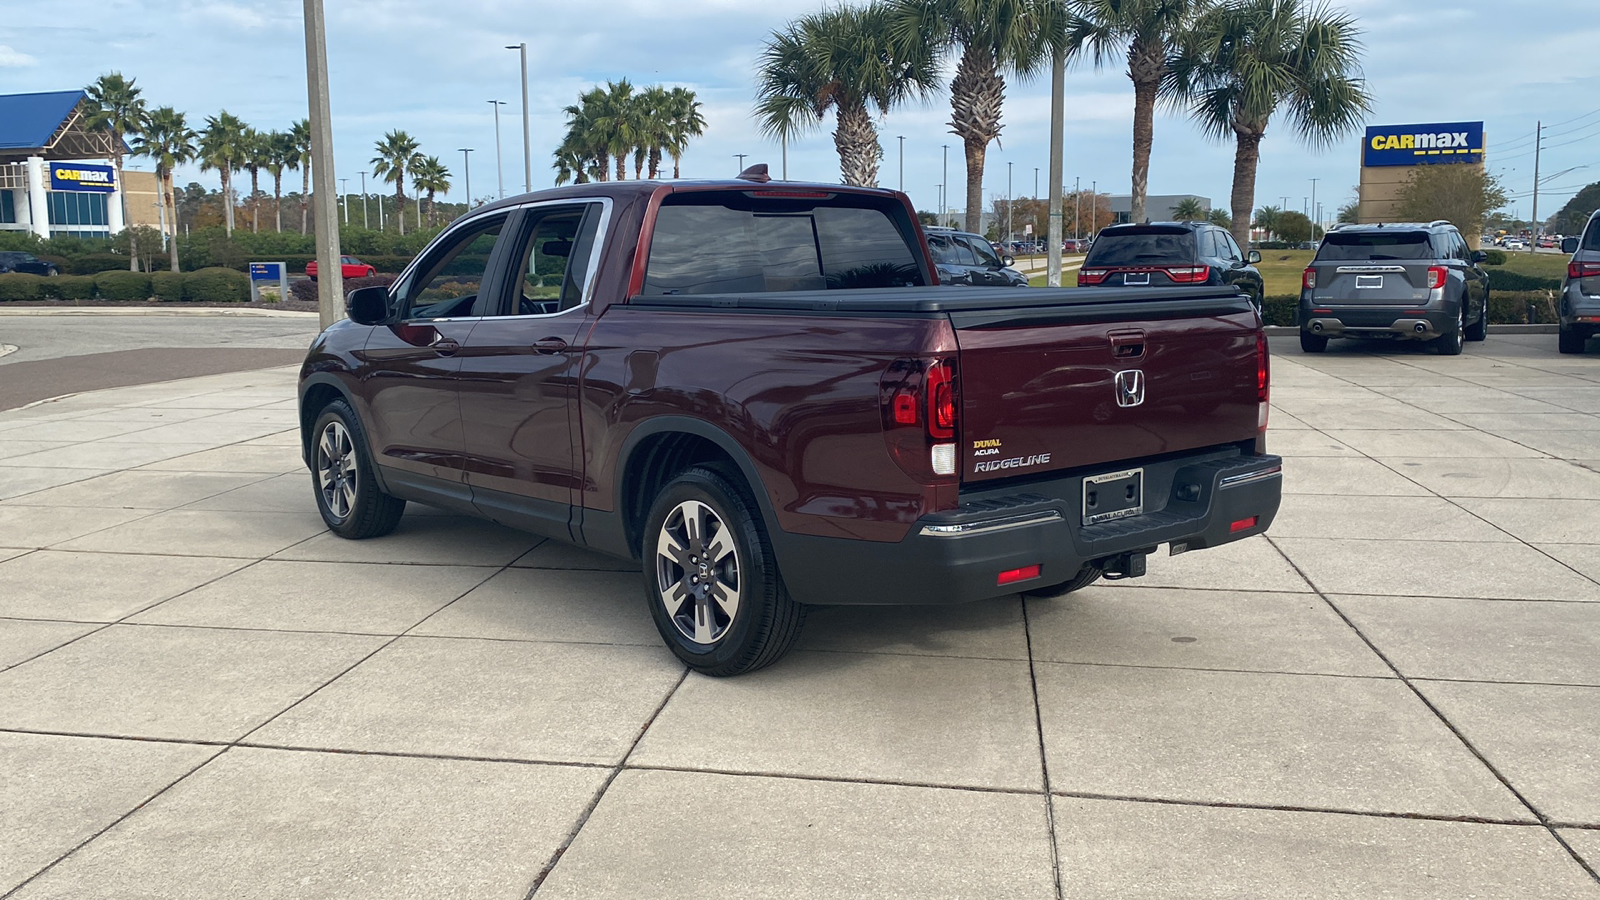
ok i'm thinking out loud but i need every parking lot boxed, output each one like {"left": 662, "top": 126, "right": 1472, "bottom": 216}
{"left": 2, "top": 332, "right": 1599, "bottom": 898}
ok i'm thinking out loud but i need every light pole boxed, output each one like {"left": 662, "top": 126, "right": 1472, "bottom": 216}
{"left": 1074, "top": 176, "right": 1081, "bottom": 241}
{"left": 505, "top": 43, "right": 531, "bottom": 194}
{"left": 734, "top": 153, "right": 748, "bottom": 172}
{"left": 489, "top": 100, "right": 506, "bottom": 199}
{"left": 941, "top": 144, "right": 949, "bottom": 227}
{"left": 1309, "top": 177, "right": 1319, "bottom": 232}
{"left": 1007, "top": 160, "right": 1013, "bottom": 244}
{"left": 1046, "top": 48, "right": 1064, "bottom": 284}
{"left": 339, "top": 177, "right": 348, "bottom": 224}
{"left": 358, "top": 170, "right": 368, "bottom": 229}
{"left": 302, "top": 0, "right": 342, "bottom": 328}
{"left": 458, "top": 148, "right": 473, "bottom": 209}
{"left": 1033, "top": 166, "right": 1039, "bottom": 245}
{"left": 897, "top": 135, "right": 905, "bottom": 191}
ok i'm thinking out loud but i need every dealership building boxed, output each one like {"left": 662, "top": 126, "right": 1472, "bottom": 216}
{"left": 0, "top": 89, "right": 162, "bottom": 240}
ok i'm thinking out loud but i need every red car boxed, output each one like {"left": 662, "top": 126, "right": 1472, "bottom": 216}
{"left": 306, "top": 255, "right": 377, "bottom": 280}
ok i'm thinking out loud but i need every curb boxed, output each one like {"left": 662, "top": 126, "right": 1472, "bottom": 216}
{"left": 0, "top": 307, "right": 319, "bottom": 319}
{"left": 1263, "top": 324, "right": 1560, "bottom": 336}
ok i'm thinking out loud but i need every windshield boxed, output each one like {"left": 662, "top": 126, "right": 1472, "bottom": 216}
{"left": 1084, "top": 230, "right": 1194, "bottom": 266}
{"left": 1317, "top": 232, "right": 1432, "bottom": 261}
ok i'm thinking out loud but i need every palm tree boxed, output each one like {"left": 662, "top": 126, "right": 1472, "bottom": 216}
{"left": 131, "top": 106, "right": 195, "bottom": 272}
{"left": 560, "top": 87, "right": 610, "bottom": 182}
{"left": 637, "top": 85, "right": 673, "bottom": 179}
{"left": 1171, "top": 196, "right": 1205, "bottom": 220}
{"left": 82, "top": 72, "right": 148, "bottom": 270}
{"left": 1253, "top": 204, "right": 1283, "bottom": 239}
{"left": 552, "top": 136, "right": 593, "bottom": 186}
{"left": 664, "top": 86, "right": 706, "bottom": 179}
{"left": 411, "top": 156, "right": 451, "bottom": 226}
{"left": 890, "top": 0, "right": 1067, "bottom": 230}
{"left": 240, "top": 128, "right": 268, "bottom": 233}
{"left": 1168, "top": 0, "right": 1371, "bottom": 247}
{"left": 757, "top": 3, "right": 937, "bottom": 188}
{"left": 198, "top": 111, "right": 247, "bottom": 236}
{"left": 289, "top": 119, "right": 312, "bottom": 233}
{"left": 263, "top": 131, "right": 296, "bottom": 233}
{"left": 370, "top": 130, "right": 421, "bottom": 235}
{"left": 1066, "top": 0, "right": 1205, "bottom": 224}
{"left": 597, "top": 80, "right": 639, "bottom": 181}
{"left": 1207, "top": 207, "right": 1231, "bottom": 228}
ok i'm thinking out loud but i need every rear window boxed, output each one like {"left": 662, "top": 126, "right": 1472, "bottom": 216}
{"left": 1584, "top": 219, "right": 1600, "bottom": 251}
{"left": 1084, "top": 229, "right": 1194, "bottom": 266}
{"left": 1316, "top": 232, "right": 1432, "bottom": 261}
{"left": 641, "top": 194, "right": 926, "bottom": 295}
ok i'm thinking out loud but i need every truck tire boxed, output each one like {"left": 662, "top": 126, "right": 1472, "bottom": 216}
{"left": 1436, "top": 306, "right": 1465, "bottom": 356}
{"left": 1299, "top": 332, "right": 1328, "bottom": 353}
{"left": 1022, "top": 563, "right": 1103, "bottom": 599}
{"left": 1559, "top": 327, "right": 1587, "bottom": 354}
{"left": 643, "top": 465, "right": 805, "bottom": 676}
{"left": 310, "top": 400, "right": 406, "bottom": 539}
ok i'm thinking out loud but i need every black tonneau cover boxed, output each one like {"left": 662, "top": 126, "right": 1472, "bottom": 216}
{"left": 624, "top": 285, "right": 1252, "bottom": 319}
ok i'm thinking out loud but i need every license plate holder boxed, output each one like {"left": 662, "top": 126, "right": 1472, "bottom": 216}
{"left": 1356, "top": 274, "right": 1383, "bottom": 289}
{"left": 1122, "top": 272, "right": 1150, "bottom": 286}
{"left": 1083, "top": 468, "right": 1144, "bottom": 525}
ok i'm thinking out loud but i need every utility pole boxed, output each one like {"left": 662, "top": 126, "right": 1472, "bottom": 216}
{"left": 302, "top": 0, "right": 342, "bottom": 329}
{"left": 941, "top": 144, "right": 949, "bottom": 227}
{"left": 358, "top": 171, "right": 368, "bottom": 228}
{"left": 338, "top": 177, "right": 348, "bottom": 224}
{"left": 489, "top": 100, "right": 506, "bottom": 198}
{"left": 1529, "top": 120, "right": 1542, "bottom": 252}
{"left": 458, "top": 148, "right": 473, "bottom": 209}
{"left": 734, "top": 153, "right": 748, "bottom": 172}
{"left": 1309, "top": 178, "right": 1319, "bottom": 233}
{"left": 506, "top": 43, "right": 531, "bottom": 194}
{"left": 1007, "top": 160, "right": 1014, "bottom": 243}
{"left": 897, "top": 136, "right": 905, "bottom": 191}
{"left": 1046, "top": 49, "right": 1064, "bottom": 285}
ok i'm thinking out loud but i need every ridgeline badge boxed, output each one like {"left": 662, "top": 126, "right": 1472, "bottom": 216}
{"left": 1362, "top": 122, "right": 1484, "bottom": 168}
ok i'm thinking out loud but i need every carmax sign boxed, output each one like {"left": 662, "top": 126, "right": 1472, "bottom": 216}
{"left": 1362, "top": 122, "right": 1484, "bottom": 167}
{"left": 49, "top": 163, "right": 116, "bottom": 193}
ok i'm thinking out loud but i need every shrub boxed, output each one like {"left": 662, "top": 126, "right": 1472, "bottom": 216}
{"left": 67, "top": 254, "right": 134, "bottom": 275}
{"left": 290, "top": 272, "right": 397, "bottom": 304}
{"left": 0, "top": 273, "right": 46, "bottom": 302}
{"left": 93, "top": 271, "right": 152, "bottom": 302}
{"left": 183, "top": 267, "right": 249, "bottom": 303}
{"left": 1262, "top": 295, "right": 1298, "bottom": 327}
{"left": 1479, "top": 248, "right": 1507, "bottom": 266}
{"left": 1487, "top": 269, "right": 1561, "bottom": 292}
{"left": 44, "top": 275, "right": 97, "bottom": 301}
{"left": 1488, "top": 291, "right": 1559, "bottom": 324}
{"left": 150, "top": 271, "right": 186, "bottom": 301}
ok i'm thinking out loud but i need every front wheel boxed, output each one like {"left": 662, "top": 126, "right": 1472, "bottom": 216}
{"left": 310, "top": 400, "right": 405, "bottom": 538}
{"left": 644, "top": 466, "right": 804, "bottom": 676}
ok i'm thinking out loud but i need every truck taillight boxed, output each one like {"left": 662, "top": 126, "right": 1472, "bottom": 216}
{"left": 1571, "top": 261, "right": 1600, "bottom": 279}
{"left": 881, "top": 358, "right": 959, "bottom": 483}
{"left": 1165, "top": 265, "right": 1210, "bottom": 284}
{"left": 1257, "top": 331, "right": 1270, "bottom": 430}
{"left": 927, "top": 362, "right": 956, "bottom": 439}
{"left": 1079, "top": 268, "right": 1108, "bottom": 285}
{"left": 1302, "top": 267, "right": 1316, "bottom": 290}
{"left": 1427, "top": 266, "right": 1447, "bottom": 290}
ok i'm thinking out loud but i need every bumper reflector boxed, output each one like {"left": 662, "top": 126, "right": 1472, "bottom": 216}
{"left": 997, "top": 564, "right": 1042, "bottom": 586}
{"left": 1230, "top": 516, "right": 1259, "bottom": 533}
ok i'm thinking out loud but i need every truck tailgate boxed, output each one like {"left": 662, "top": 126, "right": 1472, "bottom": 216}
{"left": 952, "top": 296, "right": 1261, "bottom": 483}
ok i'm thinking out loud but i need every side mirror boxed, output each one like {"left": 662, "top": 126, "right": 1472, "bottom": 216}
{"left": 346, "top": 285, "right": 391, "bottom": 326}
{"left": 1001, "top": 255, "right": 1015, "bottom": 267}
{"left": 1246, "top": 250, "right": 1262, "bottom": 264}
{"left": 1563, "top": 237, "right": 1580, "bottom": 254}
{"left": 1470, "top": 250, "right": 1488, "bottom": 263}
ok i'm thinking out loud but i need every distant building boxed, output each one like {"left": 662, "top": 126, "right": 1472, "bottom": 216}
{"left": 1108, "top": 194, "right": 1211, "bottom": 224}
{"left": 0, "top": 89, "right": 162, "bottom": 240}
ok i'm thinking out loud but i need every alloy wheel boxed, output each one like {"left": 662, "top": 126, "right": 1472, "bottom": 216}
{"left": 654, "top": 499, "right": 741, "bottom": 645}
{"left": 316, "top": 420, "right": 358, "bottom": 520}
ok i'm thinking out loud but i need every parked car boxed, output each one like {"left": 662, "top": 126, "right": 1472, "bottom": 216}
{"left": 926, "top": 228, "right": 1029, "bottom": 287}
{"left": 298, "top": 176, "right": 1282, "bottom": 675}
{"left": 306, "top": 255, "right": 377, "bottom": 280}
{"left": 1077, "top": 221, "right": 1265, "bottom": 307}
{"left": 1502, "top": 236, "right": 1528, "bottom": 250}
{"left": 0, "top": 251, "right": 60, "bottom": 276}
{"left": 1062, "top": 238, "right": 1088, "bottom": 253}
{"left": 1559, "top": 209, "right": 1600, "bottom": 354}
{"left": 1298, "top": 221, "right": 1489, "bottom": 355}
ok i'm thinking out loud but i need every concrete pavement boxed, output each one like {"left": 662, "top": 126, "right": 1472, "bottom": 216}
{"left": 1, "top": 336, "right": 1600, "bottom": 897}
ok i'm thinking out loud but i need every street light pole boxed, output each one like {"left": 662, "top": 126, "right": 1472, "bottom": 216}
{"left": 489, "top": 100, "right": 506, "bottom": 199}
{"left": 735, "top": 153, "right": 747, "bottom": 172}
{"left": 1074, "top": 176, "right": 1081, "bottom": 242}
{"left": 301, "top": 0, "right": 342, "bottom": 329}
{"left": 941, "top": 144, "right": 949, "bottom": 227}
{"left": 458, "top": 148, "right": 473, "bottom": 209}
{"left": 358, "top": 171, "right": 368, "bottom": 229}
{"left": 897, "top": 135, "right": 905, "bottom": 191}
{"left": 1007, "top": 160, "right": 1013, "bottom": 243}
{"left": 1309, "top": 177, "right": 1319, "bottom": 233}
{"left": 339, "top": 177, "right": 348, "bottom": 224}
{"left": 506, "top": 43, "right": 531, "bottom": 194}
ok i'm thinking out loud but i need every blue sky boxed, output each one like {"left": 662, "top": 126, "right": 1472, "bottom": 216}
{"left": 4, "top": 0, "right": 1597, "bottom": 222}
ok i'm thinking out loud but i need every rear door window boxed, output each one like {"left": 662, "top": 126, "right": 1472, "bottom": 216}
{"left": 928, "top": 234, "right": 976, "bottom": 266}
{"left": 1316, "top": 232, "right": 1432, "bottom": 261}
{"left": 1583, "top": 220, "right": 1600, "bottom": 251}
{"left": 961, "top": 235, "right": 1002, "bottom": 268}
{"left": 1085, "top": 228, "right": 1194, "bottom": 265}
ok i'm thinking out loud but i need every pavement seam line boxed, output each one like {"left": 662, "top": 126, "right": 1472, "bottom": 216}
{"left": 1262, "top": 533, "right": 1600, "bottom": 885}
{"left": 1020, "top": 597, "right": 1067, "bottom": 900}
{"left": 524, "top": 667, "right": 693, "bottom": 898}
{"left": 1047, "top": 788, "right": 1546, "bottom": 827}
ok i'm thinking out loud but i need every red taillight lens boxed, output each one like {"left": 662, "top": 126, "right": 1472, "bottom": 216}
{"left": 927, "top": 362, "right": 956, "bottom": 440}
{"left": 1302, "top": 267, "right": 1316, "bottom": 290}
{"left": 881, "top": 358, "right": 959, "bottom": 484}
{"left": 1571, "top": 262, "right": 1600, "bottom": 279}
{"left": 1165, "top": 265, "right": 1210, "bottom": 284}
{"left": 1427, "top": 266, "right": 1447, "bottom": 290}
{"left": 1257, "top": 332, "right": 1269, "bottom": 402}
{"left": 1079, "top": 268, "right": 1109, "bottom": 285}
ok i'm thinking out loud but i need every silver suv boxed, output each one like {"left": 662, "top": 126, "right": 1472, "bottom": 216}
{"left": 1559, "top": 209, "right": 1600, "bottom": 354}
{"left": 1298, "top": 221, "right": 1489, "bottom": 355}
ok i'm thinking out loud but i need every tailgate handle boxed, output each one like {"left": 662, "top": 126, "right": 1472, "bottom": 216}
{"left": 1109, "top": 330, "right": 1146, "bottom": 359}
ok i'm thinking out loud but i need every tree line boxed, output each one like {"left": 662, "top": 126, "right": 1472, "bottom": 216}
{"left": 554, "top": 83, "right": 707, "bottom": 184}
{"left": 753, "top": 0, "right": 1370, "bottom": 248}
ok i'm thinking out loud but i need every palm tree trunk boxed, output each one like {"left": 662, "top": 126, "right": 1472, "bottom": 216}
{"left": 634, "top": 149, "right": 644, "bottom": 180}
{"left": 112, "top": 148, "right": 138, "bottom": 272}
{"left": 166, "top": 171, "right": 181, "bottom": 272}
{"left": 949, "top": 47, "right": 1005, "bottom": 234}
{"left": 595, "top": 151, "right": 610, "bottom": 182}
{"left": 834, "top": 102, "right": 880, "bottom": 188}
{"left": 222, "top": 170, "right": 235, "bottom": 236}
{"left": 1127, "top": 37, "right": 1164, "bottom": 225}
{"left": 273, "top": 173, "right": 284, "bottom": 233}
{"left": 250, "top": 169, "right": 261, "bottom": 233}
{"left": 396, "top": 184, "right": 406, "bottom": 237}
{"left": 648, "top": 148, "right": 662, "bottom": 179}
{"left": 300, "top": 163, "right": 310, "bottom": 233}
{"left": 671, "top": 152, "right": 682, "bottom": 179}
{"left": 1229, "top": 127, "right": 1264, "bottom": 250}
{"left": 615, "top": 154, "right": 626, "bottom": 182}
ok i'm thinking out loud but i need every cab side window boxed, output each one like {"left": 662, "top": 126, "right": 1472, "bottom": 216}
{"left": 496, "top": 204, "right": 599, "bottom": 317}
{"left": 962, "top": 236, "right": 1001, "bottom": 268}
{"left": 399, "top": 214, "right": 507, "bottom": 320}
{"left": 1220, "top": 231, "right": 1244, "bottom": 262}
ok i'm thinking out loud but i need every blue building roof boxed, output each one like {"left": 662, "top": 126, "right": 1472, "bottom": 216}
{"left": 0, "top": 90, "right": 86, "bottom": 151}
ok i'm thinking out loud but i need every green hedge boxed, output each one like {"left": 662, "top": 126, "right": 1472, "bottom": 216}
{"left": 94, "top": 271, "right": 152, "bottom": 302}
{"left": 0, "top": 273, "right": 45, "bottom": 301}
{"left": 150, "top": 271, "right": 186, "bottom": 301}
{"left": 1263, "top": 294, "right": 1297, "bottom": 327}
{"left": 1479, "top": 248, "right": 1507, "bottom": 266}
{"left": 1266, "top": 291, "right": 1559, "bottom": 327}
{"left": 50, "top": 275, "right": 97, "bottom": 300}
{"left": 184, "top": 267, "right": 249, "bottom": 303}
{"left": 1487, "top": 269, "right": 1561, "bottom": 292}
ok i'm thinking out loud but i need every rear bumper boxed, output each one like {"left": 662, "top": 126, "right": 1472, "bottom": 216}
{"left": 1561, "top": 283, "right": 1600, "bottom": 330}
{"left": 773, "top": 448, "right": 1282, "bottom": 606}
{"left": 1299, "top": 297, "right": 1456, "bottom": 341}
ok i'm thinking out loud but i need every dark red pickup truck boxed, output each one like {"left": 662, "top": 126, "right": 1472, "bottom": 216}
{"left": 298, "top": 173, "right": 1281, "bottom": 675}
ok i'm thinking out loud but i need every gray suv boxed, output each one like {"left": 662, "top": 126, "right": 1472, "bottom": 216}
{"left": 1298, "top": 221, "right": 1489, "bottom": 355}
{"left": 1559, "top": 209, "right": 1600, "bottom": 354}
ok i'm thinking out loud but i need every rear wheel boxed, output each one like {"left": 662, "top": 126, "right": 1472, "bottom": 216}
{"left": 643, "top": 466, "right": 804, "bottom": 676}
{"left": 1436, "top": 306, "right": 1465, "bottom": 356}
{"left": 1300, "top": 331, "right": 1328, "bottom": 353}
{"left": 1464, "top": 295, "right": 1487, "bottom": 342}
{"left": 1559, "top": 327, "right": 1588, "bottom": 354}
{"left": 1021, "top": 563, "right": 1103, "bottom": 599}
{"left": 310, "top": 400, "right": 405, "bottom": 539}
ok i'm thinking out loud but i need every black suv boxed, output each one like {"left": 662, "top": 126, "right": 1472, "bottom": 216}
{"left": 926, "top": 228, "right": 1028, "bottom": 287}
{"left": 1299, "top": 221, "right": 1489, "bottom": 355}
{"left": 1077, "top": 221, "right": 1264, "bottom": 305}
{"left": 0, "top": 252, "right": 59, "bottom": 276}
{"left": 1560, "top": 209, "right": 1600, "bottom": 354}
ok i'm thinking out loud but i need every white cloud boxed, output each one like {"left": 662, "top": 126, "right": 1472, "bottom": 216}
{"left": 0, "top": 44, "right": 37, "bottom": 67}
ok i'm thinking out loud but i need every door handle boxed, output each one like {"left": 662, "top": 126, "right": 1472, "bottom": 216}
{"left": 431, "top": 337, "right": 460, "bottom": 357}
{"left": 532, "top": 337, "right": 569, "bottom": 354}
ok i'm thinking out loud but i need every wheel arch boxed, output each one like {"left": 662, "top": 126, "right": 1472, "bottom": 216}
{"left": 298, "top": 374, "right": 359, "bottom": 469}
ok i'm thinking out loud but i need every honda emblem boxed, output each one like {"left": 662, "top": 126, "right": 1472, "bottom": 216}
{"left": 1114, "top": 369, "right": 1145, "bottom": 407}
